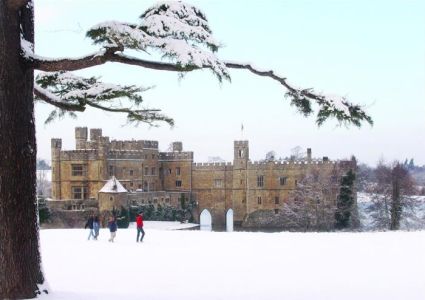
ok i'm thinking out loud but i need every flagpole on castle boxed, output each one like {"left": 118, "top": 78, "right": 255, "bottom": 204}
{"left": 241, "top": 123, "right": 244, "bottom": 139}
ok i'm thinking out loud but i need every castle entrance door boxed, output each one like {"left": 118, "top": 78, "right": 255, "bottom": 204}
{"left": 226, "top": 209, "right": 234, "bottom": 232}
{"left": 200, "top": 209, "right": 212, "bottom": 231}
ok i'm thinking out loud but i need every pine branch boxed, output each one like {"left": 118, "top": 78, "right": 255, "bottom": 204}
{"left": 26, "top": 1, "right": 373, "bottom": 127}
{"left": 34, "top": 84, "right": 85, "bottom": 112}
{"left": 34, "top": 71, "right": 173, "bottom": 126}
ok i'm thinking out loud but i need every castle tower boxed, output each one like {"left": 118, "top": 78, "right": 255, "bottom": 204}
{"left": 232, "top": 141, "right": 249, "bottom": 224}
{"left": 75, "top": 127, "right": 88, "bottom": 149}
{"left": 51, "top": 138, "right": 62, "bottom": 200}
{"left": 233, "top": 140, "right": 249, "bottom": 169}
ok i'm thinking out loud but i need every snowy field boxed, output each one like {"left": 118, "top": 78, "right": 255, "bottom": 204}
{"left": 38, "top": 222, "right": 425, "bottom": 300}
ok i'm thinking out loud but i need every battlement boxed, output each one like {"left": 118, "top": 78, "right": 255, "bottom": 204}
{"left": 109, "top": 140, "right": 158, "bottom": 151}
{"left": 246, "top": 158, "right": 346, "bottom": 170}
{"left": 192, "top": 162, "right": 233, "bottom": 170}
{"left": 234, "top": 140, "right": 249, "bottom": 146}
{"left": 59, "top": 149, "right": 98, "bottom": 161}
{"left": 159, "top": 151, "right": 193, "bottom": 161}
{"left": 107, "top": 150, "right": 145, "bottom": 160}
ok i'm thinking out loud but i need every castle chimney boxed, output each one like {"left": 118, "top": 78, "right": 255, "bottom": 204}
{"left": 307, "top": 148, "right": 312, "bottom": 161}
{"left": 172, "top": 142, "right": 183, "bottom": 152}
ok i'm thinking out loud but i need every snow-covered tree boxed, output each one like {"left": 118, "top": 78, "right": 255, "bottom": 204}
{"left": 0, "top": 1, "right": 373, "bottom": 298}
{"left": 283, "top": 169, "right": 338, "bottom": 231}
{"left": 367, "top": 162, "right": 417, "bottom": 230}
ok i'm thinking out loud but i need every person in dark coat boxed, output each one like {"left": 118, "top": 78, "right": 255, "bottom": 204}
{"left": 107, "top": 216, "right": 117, "bottom": 242}
{"left": 136, "top": 212, "right": 145, "bottom": 242}
{"left": 93, "top": 215, "right": 100, "bottom": 240}
{"left": 85, "top": 213, "right": 95, "bottom": 240}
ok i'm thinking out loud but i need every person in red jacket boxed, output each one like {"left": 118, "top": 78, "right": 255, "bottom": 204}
{"left": 136, "top": 212, "right": 145, "bottom": 242}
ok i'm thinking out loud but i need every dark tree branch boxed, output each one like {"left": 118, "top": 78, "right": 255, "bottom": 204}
{"left": 31, "top": 52, "right": 321, "bottom": 99}
{"left": 29, "top": 50, "right": 372, "bottom": 126}
{"left": 85, "top": 101, "right": 160, "bottom": 114}
{"left": 34, "top": 85, "right": 85, "bottom": 112}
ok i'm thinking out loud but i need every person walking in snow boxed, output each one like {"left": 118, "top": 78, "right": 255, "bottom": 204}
{"left": 93, "top": 214, "right": 100, "bottom": 240}
{"left": 136, "top": 212, "right": 145, "bottom": 242}
{"left": 85, "top": 213, "right": 96, "bottom": 240}
{"left": 108, "top": 216, "right": 118, "bottom": 242}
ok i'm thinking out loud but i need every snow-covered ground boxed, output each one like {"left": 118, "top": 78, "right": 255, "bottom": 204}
{"left": 38, "top": 221, "right": 425, "bottom": 300}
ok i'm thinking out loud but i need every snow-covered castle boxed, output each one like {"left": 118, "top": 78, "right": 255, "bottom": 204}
{"left": 50, "top": 127, "right": 356, "bottom": 227}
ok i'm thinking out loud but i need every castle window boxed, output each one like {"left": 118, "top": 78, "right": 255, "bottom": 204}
{"left": 71, "top": 164, "right": 86, "bottom": 176}
{"left": 152, "top": 154, "right": 155, "bottom": 159}
{"left": 138, "top": 184, "right": 142, "bottom": 189}
{"left": 295, "top": 180, "right": 298, "bottom": 186}
{"left": 144, "top": 167, "right": 149, "bottom": 175}
{"left": 275, "top": 196, "right": 279, "bottom": 204}
{"left": 71, "top": 186, "right": 88, "bottom": 200}
{"left": 129, "top": 169, "right": 134, "bottom": 176}
{"left": 109, "top": 196, "right": 114, "bottom": 201}
{"left": 274, "top": 209, "right": 279, "bottom": 215}
{"left": 153, "top": 198, "right": 158, "bottom": 204}
{"left": 167, "top": 168, "right": 172, "bottom": 175}
{"left": 257, "top": 175, "right": 264, "bottom": 187}
{"left": 130, "top": 182, "right": 134, "bottom": 187}
{"left": 165, "top": 198, "right": 170, "bottom": 203}
{"left": 214, "top": 179, "right": 223, "bottom": 188}
{"left": 257, "top": 196, "right": 262, "bottom": 204}
{"left": 151, "top": 167, "right": 156, "bottom": 175}
{"left": 238, "top": 149, "right": 244, "bottom": 158}
{"left": 176, "top": 167, "right": 181, "bottom": 176}
{"left": 176, "top": 180, "right": 182, "bottom": 187}
{"left": 279, "top": 177, "right": 287, "bottom": 186}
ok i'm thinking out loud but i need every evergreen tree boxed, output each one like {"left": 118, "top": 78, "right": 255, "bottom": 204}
{"left": 0, "top": 1, "right": 373, "bottom": 298}
{"left": 335, "top": 170, "right": 356, "bottom": 229}
{"left": 116, "top": 206, "right": 130, "bottom": 228}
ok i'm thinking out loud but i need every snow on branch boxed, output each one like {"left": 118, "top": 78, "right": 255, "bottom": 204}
{"left": 26, "top": 2, "right": 372, "bottom": 127}
{"left": 34, "top": 71, "right": 173, "bottom": 126}
{"left": 86, "top": 2, "right": 228, "bottom": 81}
{"left": 225, "top": 61, "right": 373, "bottom": 127}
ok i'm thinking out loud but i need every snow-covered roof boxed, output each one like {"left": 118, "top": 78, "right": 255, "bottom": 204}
{"left": 99, "top": 176, "right": 127, "bottom": 193}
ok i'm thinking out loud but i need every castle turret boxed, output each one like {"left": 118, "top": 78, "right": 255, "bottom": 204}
{"left": 51, "top": 138, "right": 62, "bottom": 200}
{"left": 75, "top": 127, "right": 88, "bottom": 149}
{"left": 233, "top": 140, "right": 249, "bottom": 170}
{"left": 90, "top": 128, "right": 102, "bottom": 141}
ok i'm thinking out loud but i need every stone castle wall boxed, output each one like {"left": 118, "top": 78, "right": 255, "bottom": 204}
{"left": 51, "top": 127, "right": 357, "bottom": 228}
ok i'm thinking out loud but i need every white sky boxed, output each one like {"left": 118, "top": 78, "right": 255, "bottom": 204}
{"left": 34, "top": 0, "right": 425, "bottom": 166}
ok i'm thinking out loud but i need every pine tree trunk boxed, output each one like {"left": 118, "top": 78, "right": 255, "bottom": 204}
{"left": 0, "top": 1, "right": 45, "bottom": 298}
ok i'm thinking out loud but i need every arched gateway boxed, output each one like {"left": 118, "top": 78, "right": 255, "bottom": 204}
{"left": 200, "top": 209, "right": 212, "bottom": 231}
{"left": 226, "top": 209, "right": 234, "bottom": 232}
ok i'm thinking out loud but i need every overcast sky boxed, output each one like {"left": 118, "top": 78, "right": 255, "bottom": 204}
{"left": 34, "top": 0, "right": 425, "bottom": 166}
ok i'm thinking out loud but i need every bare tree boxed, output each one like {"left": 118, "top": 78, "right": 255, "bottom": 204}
{"left": 0, "top": 1, "right": 372, "bottom": 298}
